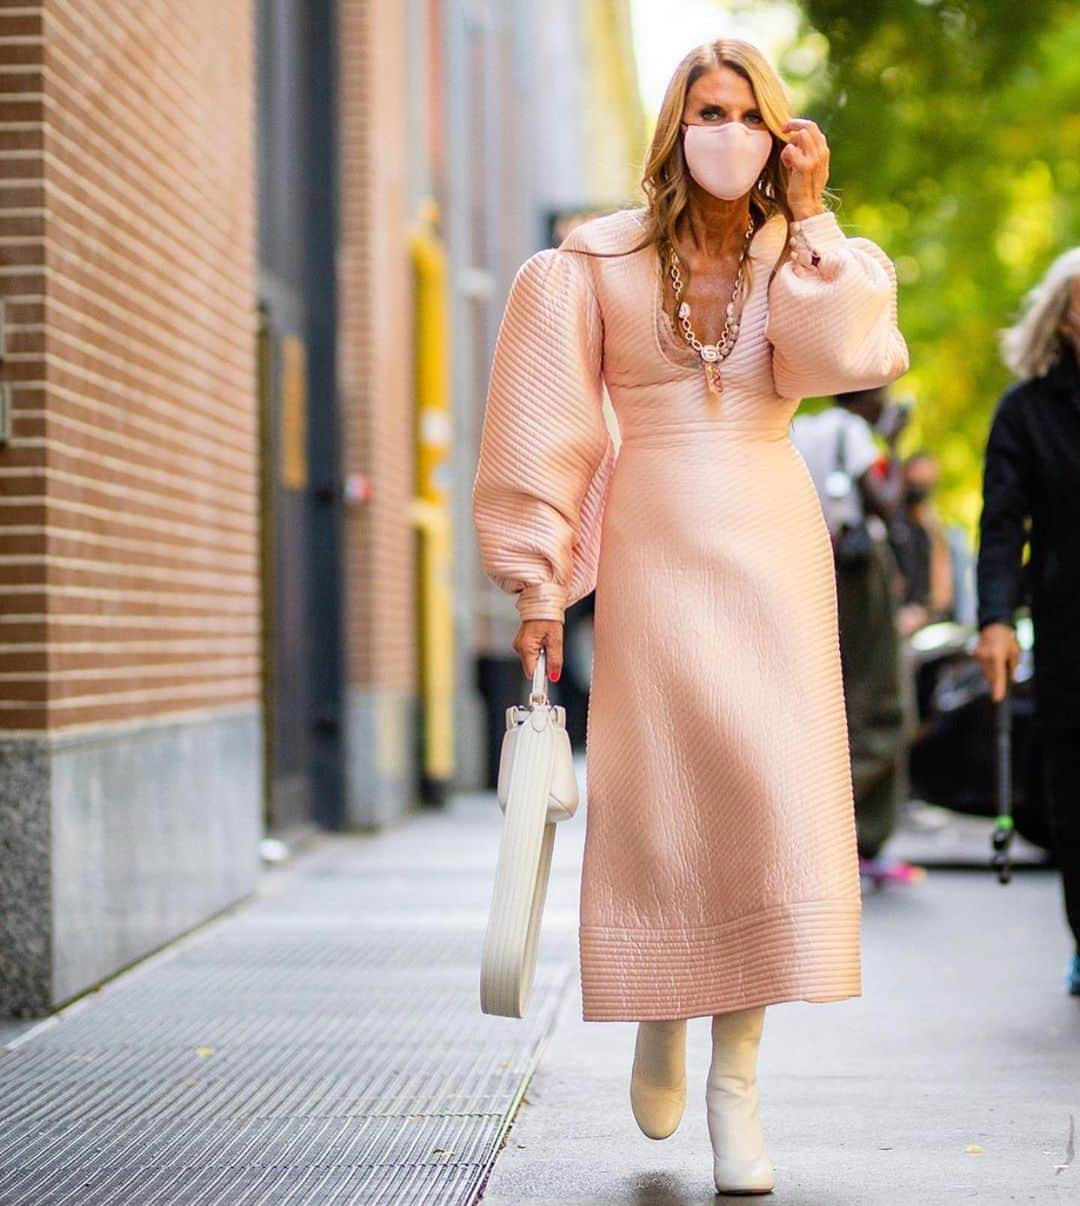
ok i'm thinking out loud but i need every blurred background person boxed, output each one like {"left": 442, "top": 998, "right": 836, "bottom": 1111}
{"left": 975, "top": 246, "right": 1080, "bottom": 996}
{"left": 889, "top": 450, "right": 956, "bottom": 636}
{"left": 792, "top": 389, "right": 924, "bottom": 887}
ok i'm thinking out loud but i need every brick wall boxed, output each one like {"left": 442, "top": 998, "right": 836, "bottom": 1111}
{"left": 0, "top": 0, "right": 257, "bottom": 733}
{"left": 337, "top": 0, "right": 417, "bottom": 698}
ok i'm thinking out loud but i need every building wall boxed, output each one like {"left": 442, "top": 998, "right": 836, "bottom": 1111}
{"left": 337, "top": 0, "right": 419, "bottom": 826}
{"left": 526, "top": 0, "right": 645, "bottom": 233}
{"left": 453, "top": 0, "right": 644, "bottom": 788}
{"left": 0, "top": 5, "right": 48, "bottom": 722}
{"left": 581, "top": 0, "right": 647, "bottom": 205}
{"left": 0, "top": 0, "right": 261, "bottom": 1015}
{"left": 0, "top": 0, "right": 259, "bottom": 733}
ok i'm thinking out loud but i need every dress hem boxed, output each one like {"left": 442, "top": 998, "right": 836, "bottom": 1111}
{"left": 578, "top": 895, "right": 862, "bottom": 1022}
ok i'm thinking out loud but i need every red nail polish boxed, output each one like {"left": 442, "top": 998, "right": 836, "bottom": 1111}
{"left": 551, "top": 668, "right": 561, "bottom": 682}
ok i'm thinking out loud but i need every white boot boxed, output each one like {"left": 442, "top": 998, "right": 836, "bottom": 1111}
{"left": 707, "top": 1006, "right": 775, "bottom": 1195}
{"left": 629, "top": 1018, "right": 687, "bottom": 1139}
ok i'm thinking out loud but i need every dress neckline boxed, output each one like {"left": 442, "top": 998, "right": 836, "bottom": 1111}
{"left": 651, "top": 211, "right": 788, "bottom": 373}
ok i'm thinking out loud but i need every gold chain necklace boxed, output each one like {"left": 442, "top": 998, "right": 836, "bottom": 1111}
{"left": 664, "top": 216, "right": 754, "bottom": 399}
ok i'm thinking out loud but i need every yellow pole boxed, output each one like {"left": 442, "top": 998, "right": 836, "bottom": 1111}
{"left": 409, "top": 199, "right": 456, "bottom": 799}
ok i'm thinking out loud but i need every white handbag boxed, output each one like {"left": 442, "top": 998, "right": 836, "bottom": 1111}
{"left": 480, "top": 646, "right": 580, "bottom": 1018}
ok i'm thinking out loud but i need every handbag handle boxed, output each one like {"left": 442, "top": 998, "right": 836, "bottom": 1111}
{"left": 529, "top": 645, "right": 550, "bottom": 707}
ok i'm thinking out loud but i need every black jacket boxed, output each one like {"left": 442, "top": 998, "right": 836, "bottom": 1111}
{"left": 976, "top": 344, "right": 1080, "bottom": 723}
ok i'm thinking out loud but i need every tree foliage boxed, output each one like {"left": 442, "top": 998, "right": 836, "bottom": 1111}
{"left": 783, "top": 0, "right": 1080, "bottom": 530}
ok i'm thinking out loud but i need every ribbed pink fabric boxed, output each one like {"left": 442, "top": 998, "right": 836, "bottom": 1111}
{"left": 472, "top": 207, "right": 909, "bottom": 1022}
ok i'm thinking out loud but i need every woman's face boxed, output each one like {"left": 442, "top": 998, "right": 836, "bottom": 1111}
{"left": 681, "top": 66, "right": 767, "bottom": 132}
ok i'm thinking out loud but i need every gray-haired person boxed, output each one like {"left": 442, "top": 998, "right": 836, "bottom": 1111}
{"left": 975, "top": 246, "right": 1080, "bottom": 996}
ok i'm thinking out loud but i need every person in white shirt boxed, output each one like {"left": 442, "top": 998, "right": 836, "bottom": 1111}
{"left": 792, "top": 402, "right": 881, "bottom": 531}
{"left": 791, "top": 389, "right": 908, "bottom": 541}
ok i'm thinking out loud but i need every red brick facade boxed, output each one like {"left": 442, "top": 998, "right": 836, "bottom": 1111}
{"left": 0, "top": 1, "right": 257, "bottom": 732}
{"left": 338, "top": 0, "right": 418, "bottom": 701}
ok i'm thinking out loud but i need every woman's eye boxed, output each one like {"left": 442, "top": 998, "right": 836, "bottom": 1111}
{"left": 697, "top": 107, "right": 762, "bottom": 124}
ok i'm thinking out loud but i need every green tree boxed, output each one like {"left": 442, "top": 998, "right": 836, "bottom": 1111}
{"left": 786, "top": 0, "right": 1080, "bottom": 531}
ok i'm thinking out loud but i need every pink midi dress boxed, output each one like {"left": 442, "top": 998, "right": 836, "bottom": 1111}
{"left": 472, "top": 206, "right": 909, "bottom": 1022}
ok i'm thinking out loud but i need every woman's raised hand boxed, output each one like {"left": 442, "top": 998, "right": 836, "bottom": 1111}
{"left": 514, "top": 619, "right": 563, "bottom": 683}
{"left": 780, "top": 118, "right": 829, "bottom": 222}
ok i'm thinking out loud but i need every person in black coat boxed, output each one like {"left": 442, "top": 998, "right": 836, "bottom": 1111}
{"left": 975, "top": 247, "right": 1080, "bottom": 995}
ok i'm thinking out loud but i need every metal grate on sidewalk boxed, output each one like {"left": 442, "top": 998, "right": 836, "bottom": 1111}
{"left": 0, "top": 795, "right": 580, "bottom": 1205}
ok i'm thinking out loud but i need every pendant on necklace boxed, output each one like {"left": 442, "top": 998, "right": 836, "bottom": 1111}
{"left": 699, "top": 344, "right": 723, "bottom": 398}
{"left": 704, "top": 361, "right": 724, "bottom": 398}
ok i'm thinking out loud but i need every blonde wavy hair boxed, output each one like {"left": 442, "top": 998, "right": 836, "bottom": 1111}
{"left": 999, "top": 247, "right": 1080, "bottom": 379}
{"left": 640, "top": 40, "right": 801, "bottom": 251}
{"left": 568, "top": 39, "right": 825, "bottom": 322}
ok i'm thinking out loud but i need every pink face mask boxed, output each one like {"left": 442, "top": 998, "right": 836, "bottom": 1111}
{"left": 681, "top": 121, "right": 773, "bottom": 200}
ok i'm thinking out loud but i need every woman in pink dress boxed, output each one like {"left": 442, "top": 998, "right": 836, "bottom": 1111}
{"left": 472, "top": 39, "right": 908, "bottom": 1195}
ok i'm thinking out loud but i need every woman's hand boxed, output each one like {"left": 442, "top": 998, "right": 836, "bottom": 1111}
{"left": 514, "top": 619, "right": 564, "bottom": 683}
{"left": 974, "top": 622, "right": 1020, "bottom": 702}
{"left": 780, "top": 118, "right": 829, "bottom": 222}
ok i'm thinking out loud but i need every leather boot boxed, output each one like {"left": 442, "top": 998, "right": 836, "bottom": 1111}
{"left": 629, "top": 1017, "right": 687, "bottom": 1139}
{"left": 706, "top": 1006, "right": 775, "bottom": 1195}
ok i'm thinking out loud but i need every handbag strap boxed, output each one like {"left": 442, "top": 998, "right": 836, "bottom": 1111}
{"left": 833, "top": 415, "right": 849, "bottom": 475}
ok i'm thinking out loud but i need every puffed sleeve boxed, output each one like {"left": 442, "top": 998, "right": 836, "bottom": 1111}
{"left": 472, "top": 246, "right": 616, "bottom": 625}
{"left": 766, "top": 209, "right": 910, "bottom": 400}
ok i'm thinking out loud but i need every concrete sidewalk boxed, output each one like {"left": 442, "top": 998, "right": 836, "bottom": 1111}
{"left": 482, "top": 798, "right": 1080, "bottom": 1205}
{"left": 1, "top": 768, "right": 1076, "bottom": 1205}
{"left": 0, "top": 788, "right": 577, "bottom": 1205}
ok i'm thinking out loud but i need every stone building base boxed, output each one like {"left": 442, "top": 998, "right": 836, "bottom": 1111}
{"left": 344, "top": 688, "right": 419, "bottom": 829}
{"left": 0, "top": 708, "right": 262, "bottom": 1017}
